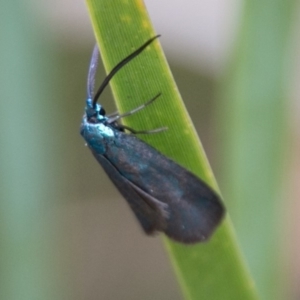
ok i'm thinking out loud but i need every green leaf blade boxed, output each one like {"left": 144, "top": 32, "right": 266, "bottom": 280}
{"left": 86, "top": 1, "right": 259, "bottom": 299}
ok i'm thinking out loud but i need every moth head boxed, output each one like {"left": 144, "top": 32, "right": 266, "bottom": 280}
{"left": 85, "top": 98, "right": 106, "bottom": 123}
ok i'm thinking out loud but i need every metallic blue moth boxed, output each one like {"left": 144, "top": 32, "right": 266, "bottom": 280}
{"left": 80, "top": 36, "right": 225, "bottom": 244}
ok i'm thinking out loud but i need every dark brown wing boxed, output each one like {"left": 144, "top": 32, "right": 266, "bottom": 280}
{"left": 91, "top": 130, "right": 224, "bottom": 244}
{"left": 94, "top": 153, "right": 169, "bottom": 235}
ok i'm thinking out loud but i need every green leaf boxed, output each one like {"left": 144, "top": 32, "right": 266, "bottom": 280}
{"left": 86, "top": 0, "right": 259, "bottom": 299}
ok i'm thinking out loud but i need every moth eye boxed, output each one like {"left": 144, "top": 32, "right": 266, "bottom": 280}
{"left": 100, "top": 107, "right": 106, "bottom": 115}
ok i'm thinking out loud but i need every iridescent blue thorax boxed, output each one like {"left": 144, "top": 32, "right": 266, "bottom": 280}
{"left": 80, "top": 98, "right": 115, "bottom": 155}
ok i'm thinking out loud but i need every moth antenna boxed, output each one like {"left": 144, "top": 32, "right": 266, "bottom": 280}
{"left": 93, "top": 35, "right": 161, "bottom": 107}
{"left": 87, "top": 45, "right": 99, "bottom": 100}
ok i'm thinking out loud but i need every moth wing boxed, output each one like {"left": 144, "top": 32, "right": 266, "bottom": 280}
{"left": 104, "top": 132, "right": 224, "bottom": 243}
{"left": 94, "top": 152, "right": 169, "bottom": 235}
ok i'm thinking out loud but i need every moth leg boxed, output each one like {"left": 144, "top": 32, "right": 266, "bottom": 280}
{"left": 107, "top": 111, "right": 119, "bottom": 118}
{"left": 118, "top": 124, "right": 168, "bottom": 135}
{"left": 118, "top": 93, "right": 161, "bottom": 118}
{"left": 107, "top": 93, "right": 161, "bottom": 124}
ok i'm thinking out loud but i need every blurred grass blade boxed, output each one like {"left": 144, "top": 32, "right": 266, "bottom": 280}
{"left": 218, "top": 1, "right": 297, "bottom": 299}
{"left": 0, "top": 2, "right": 68, "bottom": 299}
{"left": 86, "top": 0, "right": 259, "bottom": 299}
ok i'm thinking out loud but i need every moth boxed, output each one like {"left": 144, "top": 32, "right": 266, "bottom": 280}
{"left": 80, "top": 36, "right": 224, "bottom": 244}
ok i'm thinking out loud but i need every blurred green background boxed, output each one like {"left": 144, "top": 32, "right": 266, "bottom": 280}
{"left": 0, "top": 1, "right": 299, "bottom": 299}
